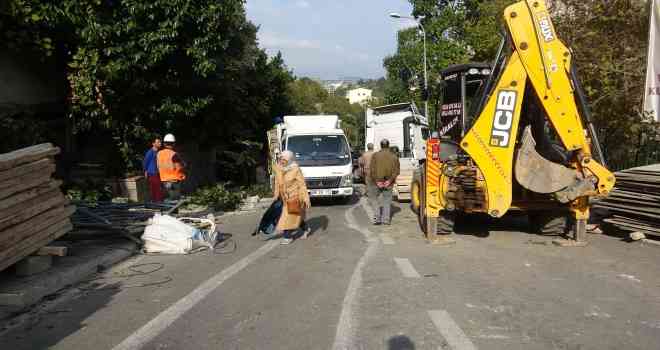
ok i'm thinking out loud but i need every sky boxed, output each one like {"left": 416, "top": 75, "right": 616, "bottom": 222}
{"left": 246, "top": 0, "right": 415, "bottom": 80}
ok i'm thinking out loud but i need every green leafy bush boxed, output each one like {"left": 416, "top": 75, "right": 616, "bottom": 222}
{"left": 188, "top": 184, "right": 243, "bottom": 211}
{"left": 65, "top": 181, "right": 113, "bottom": 203}
{"left": 242, "top": 184, "right": 273, "bottom": 198}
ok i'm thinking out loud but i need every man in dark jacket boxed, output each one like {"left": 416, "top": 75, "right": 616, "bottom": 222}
{"left": 368, "top": 139, "right": 400, "bottom": 225}
{"left": 143, "top": 137, "right": 163, "bottom": 202}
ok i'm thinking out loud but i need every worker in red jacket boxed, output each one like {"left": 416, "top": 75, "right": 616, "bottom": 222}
{"left": 143, "top": 137, "right": 164, "bottom": 202}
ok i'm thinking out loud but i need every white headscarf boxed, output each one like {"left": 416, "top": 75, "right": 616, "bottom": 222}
{"left": 280, "top": 150, "right": 298, "bottom": 171}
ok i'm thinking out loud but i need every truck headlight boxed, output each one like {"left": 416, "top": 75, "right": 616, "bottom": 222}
{"left": 341, "top": 174, "right": 353, "bottom": 187}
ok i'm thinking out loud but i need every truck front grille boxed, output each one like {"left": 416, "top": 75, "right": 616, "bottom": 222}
{"left": 305, "top": 177, "right": 341, "bottom": 189}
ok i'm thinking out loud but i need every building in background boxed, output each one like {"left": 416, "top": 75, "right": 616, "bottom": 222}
{"left": 323, "top": 80, "right": 346, "bottom": 94}
{"left": 346, "top": 87, "right": 373, "bottom": 105}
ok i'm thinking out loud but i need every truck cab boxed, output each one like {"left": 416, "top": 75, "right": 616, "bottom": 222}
{"left": 270, "top": 115, "right": 354, "bottom": 201}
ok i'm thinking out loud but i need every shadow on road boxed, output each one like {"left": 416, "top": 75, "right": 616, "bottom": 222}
{"left": 305, "top": 215, "right": 329, "bottom": 236}
{"left": 0, "top": 282, "right": 121, "bottom": 350}
{"left": 452, "top": 213, "right": 492, "bottom": 238}
{"left": 387, "top": 335, "right": 416, "bottom": 350}
{"left": 311, "top": 193, "right": 359, "bottom": 207}
{"left": 390, "top": 205, "right": 402, "bottom": 218}
{"left": 453, "top": 212, "right": 575, "bottom": 238}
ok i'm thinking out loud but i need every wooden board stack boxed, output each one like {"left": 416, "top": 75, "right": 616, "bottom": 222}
{"left": 594, "top": 164, "right": 660, "bottom": 238}
{"left": 0, "top": 143, "right": 75, "bottom": 272}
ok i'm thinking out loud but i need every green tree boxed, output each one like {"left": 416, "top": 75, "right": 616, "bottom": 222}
{"left": 384, "top": 0, "right": 654, "bottom": 169}
{"left": 321, "top": 95, "right": 365, "bottom": 147}
{"left": 383, "top": 0, "right": 511, "bottom": 124}
{"left": 287, "top": 78, "right": 328, "bottom": 114}
{"left": 552, "top": 0, "right": 655, "bottom": 169}
{"left": 2, "top": 0, "right": 295, "bottom": 179}
{"left": 285, "top": 77, "right": 365, "bottom": 147}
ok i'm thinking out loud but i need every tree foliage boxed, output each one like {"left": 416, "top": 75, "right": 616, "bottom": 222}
{"left": 383, "top": 0, "right": 512, "bottom": 124}
{"left": 287, "top": 78, "right": 328, "bottom": 114}
{"left": 385, "top": 0, "right": 657, "bottom": 169}
{"left": 286, "top": 78, "right": 365, "bottom": 147}
{"left": 1, "top": 0, "right": 295, "bottom": 178}
{"left": 552, "top": 0, "right": 656, "bottom": 169}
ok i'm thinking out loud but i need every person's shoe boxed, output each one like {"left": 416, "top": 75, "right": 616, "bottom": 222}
{"left": 373, "top": 221, "right": 381, "bottom": 226}
{"left": 280, "top": 238, "right": 294, "bottom": 245}
{"left": 301, "top": 227, "right": 311, "bottom": 239}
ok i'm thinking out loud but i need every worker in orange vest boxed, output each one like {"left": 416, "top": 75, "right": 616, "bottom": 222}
{"left": 157, "top": 133, "right": 186, "bottom": 200}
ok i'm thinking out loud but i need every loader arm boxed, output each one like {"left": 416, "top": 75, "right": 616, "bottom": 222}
{"left": 460, "top": 0, "right": 615, "bottom": 218}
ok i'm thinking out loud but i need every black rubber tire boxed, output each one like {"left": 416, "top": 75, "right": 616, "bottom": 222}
{"left": 417, "top": 168, "right": 428, "bottom": 235}
{"left": 437, "top": 211, "right": 456, "bottom": 235}
{"left": 528, "top": 211, "right": 570, "bottom": 235}
{"left": 411, "top": 170, "right": 422, "bottom": 215}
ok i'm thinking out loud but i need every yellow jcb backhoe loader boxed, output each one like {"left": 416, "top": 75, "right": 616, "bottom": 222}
{"left": 411, "top": 0, "right": 615, "bottom": 246}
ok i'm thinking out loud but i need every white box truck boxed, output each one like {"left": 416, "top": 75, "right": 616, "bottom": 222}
{"left": 365, "top": 103, "right": 429, "bottom": 201}
{"left": 268, "top": 115, "right": 354, "bottom": 202}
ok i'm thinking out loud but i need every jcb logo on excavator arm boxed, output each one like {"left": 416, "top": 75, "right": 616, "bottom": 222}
{"left": 490, "top": 90, "right": 517, "bottom": 148}
{"left": 538, "top": 13, "right": 555, "bottom": 42}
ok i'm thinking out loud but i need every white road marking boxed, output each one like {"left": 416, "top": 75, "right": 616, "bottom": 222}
{"left": 428, "top": 310, "right": 477, "bottom": 350}
{"left": 475, "top": 334, "right": 510, "bottom": 339}
{"left": 394, "top": 258, "right": 421, "bottom": 278}
{"left": 380, "top": 233, "right": 395, "bottom": 245}
{"left": 345, "top": 199, "right": 377, "bottom": 242}
{"left": 617, "top": 274, "right": 641, "bottom": 283}
{"left": 359, "top": 197, "right": 376, "bottom": 222}
{"left": 112, "top": 240, "right": 279, "bottom": 350}
{"left": 333, "top": 200, "right": 379, "bottom": 350}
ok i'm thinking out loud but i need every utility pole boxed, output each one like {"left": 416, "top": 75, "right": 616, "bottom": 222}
{"left": 389, "top": 13, "right": 429, "bottom": 118}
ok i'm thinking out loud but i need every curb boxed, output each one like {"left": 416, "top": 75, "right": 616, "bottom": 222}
{"left": 0, "top": 241, "right": 137, "bottom": 316}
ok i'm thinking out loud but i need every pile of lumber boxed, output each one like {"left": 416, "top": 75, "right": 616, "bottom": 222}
{"left": 594, "top": 164, "right": 660, "bottom": 238}
{"left": 0, "top": 143, "right": 75, "bottom": 272}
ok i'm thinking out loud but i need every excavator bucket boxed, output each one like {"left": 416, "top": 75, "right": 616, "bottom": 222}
{"left": 515, "top": 126, "right": 576, "bottom": 194}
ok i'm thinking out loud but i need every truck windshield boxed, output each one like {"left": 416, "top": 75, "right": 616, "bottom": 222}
{"left": 287, "top": 135, "right": 351, "bottom": 167}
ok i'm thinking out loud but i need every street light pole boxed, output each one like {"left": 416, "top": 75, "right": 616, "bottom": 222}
{"left": 389, "top": 13, "right": 429, "bottom": 119}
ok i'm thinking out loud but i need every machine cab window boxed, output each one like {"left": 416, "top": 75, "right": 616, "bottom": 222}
{"left": 437, "top": 63, "right": 492, "bottom": 143}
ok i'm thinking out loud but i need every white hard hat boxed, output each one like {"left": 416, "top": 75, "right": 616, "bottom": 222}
{"left": 163, "top": 133, "right": 176, "bottom": 142}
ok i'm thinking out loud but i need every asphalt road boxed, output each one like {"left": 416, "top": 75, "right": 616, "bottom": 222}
{"left": 1, "top": 195, "right": 660, "bottom": 350}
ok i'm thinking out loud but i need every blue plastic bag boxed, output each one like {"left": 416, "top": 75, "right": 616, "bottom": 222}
{"left": 257, "top": 199, "right": 282, "bottom": 236}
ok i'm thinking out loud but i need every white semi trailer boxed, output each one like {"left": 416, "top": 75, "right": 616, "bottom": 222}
{"left": 364, "top": 103, "right": 429, "bottom": 201}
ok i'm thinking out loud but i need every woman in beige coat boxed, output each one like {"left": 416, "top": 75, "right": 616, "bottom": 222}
{"left": 274, "top": 151, "right": 311, "bottom": 245}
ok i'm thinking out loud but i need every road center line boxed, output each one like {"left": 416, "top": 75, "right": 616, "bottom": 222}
{"left": 333, "top": 201, "right": 379, "bottom": 350}
{"left": 428, "top": 310, "right": 478, "bottom": 350}
{"left": 345, "top": 199, "right": 377, "bottom": 242}
{"left": 394, "top": 258, "right": 421, "bottom": 278}
{"left": 112, "top": 240, "right": 279, "bottom": 350}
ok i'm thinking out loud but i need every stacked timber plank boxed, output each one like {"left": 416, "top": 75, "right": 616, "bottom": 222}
{"left": 594, "top": 164, "right": 660, "bottom": 237}
{"left": 0, "top": 143, "right": 75, "bottom": 272}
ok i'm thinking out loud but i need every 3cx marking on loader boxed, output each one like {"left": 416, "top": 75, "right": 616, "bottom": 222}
{"left": 410, "top": 0, "right": 615, "bottom": 247}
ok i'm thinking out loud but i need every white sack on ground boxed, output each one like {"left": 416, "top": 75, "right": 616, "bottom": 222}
{"left": 142, "top": 214, "right": 216, "bottom": 254}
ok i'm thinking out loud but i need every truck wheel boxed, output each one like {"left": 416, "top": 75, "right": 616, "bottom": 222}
{"left": 417, "top": 168, "right": 428, "bottom": 235}
{"left": 528, "top": 211, "right": 570, "bottom": 236}
{"left": 437, "top": 211, "right": 456, "bottom": 235}
{"left": 411, "top": 170, "right": 422, "bottom": 214}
